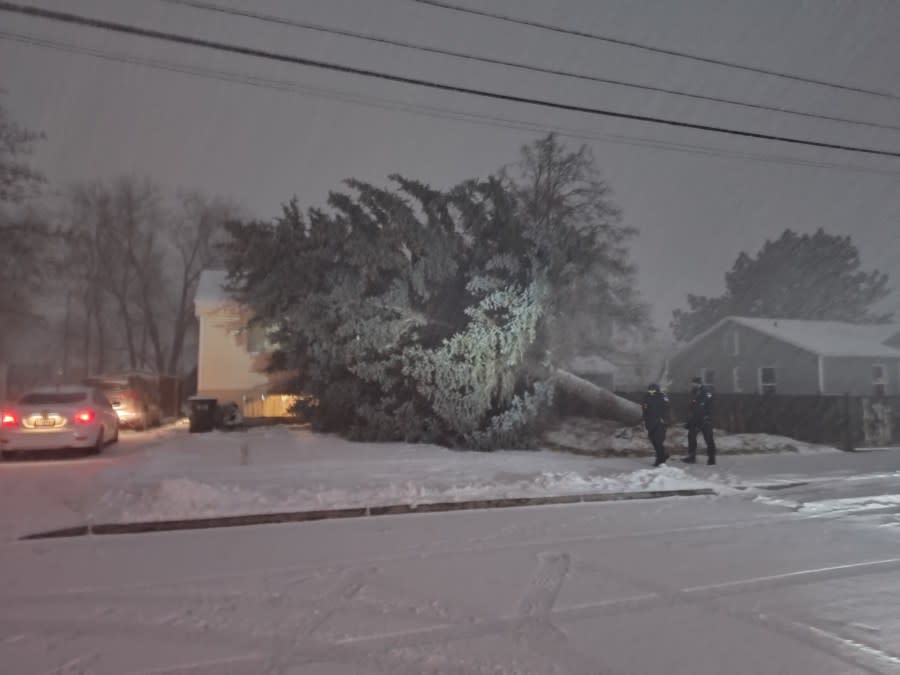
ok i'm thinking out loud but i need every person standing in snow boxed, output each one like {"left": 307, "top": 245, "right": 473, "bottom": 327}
{"left": 683, "top": 376, "right": 717, "bottom": 465}
{"left": 642, "top": 383, "right": 670, "bottom": 467}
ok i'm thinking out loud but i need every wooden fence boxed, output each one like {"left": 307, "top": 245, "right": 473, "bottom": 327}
{"left": 616, "top": 391, "right": 900, "bottom": 450}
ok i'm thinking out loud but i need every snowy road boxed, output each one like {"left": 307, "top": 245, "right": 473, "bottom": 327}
{"left": 3, "top": 482, "right": 900, "bottom": 673}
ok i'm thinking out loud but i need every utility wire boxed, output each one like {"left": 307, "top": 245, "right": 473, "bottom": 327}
{"left": 1, "top": 2, "right": 899, "bottom": 159}
{"left": 160, "top": 0, "right": 900, "bottom": 133}
{"left": 5, "top": 29, "right": 900, "bottom": 180}
{"left": 410, "top": 0, "right": 900, "bottom": 102}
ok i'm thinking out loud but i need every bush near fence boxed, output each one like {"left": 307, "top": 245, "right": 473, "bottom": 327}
{"left": 615, "top": 391, "right": 900, "bottom": 449}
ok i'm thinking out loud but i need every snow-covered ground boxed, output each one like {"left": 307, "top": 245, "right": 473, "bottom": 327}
{"left": 91, "top": 426, "right": 727, "bottom": 525}
{"left": 0, "top": 426, "right": 179, "bottom": 542}
{"left": 545, "top": 416, "right": 839, "bottom": 456}
{"left": 1, "top": 422, "right": 844, "bottom": 540}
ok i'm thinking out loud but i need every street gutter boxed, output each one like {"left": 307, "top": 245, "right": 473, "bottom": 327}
{"left": 21, "top": 487, "right": 716, "bottom": 540}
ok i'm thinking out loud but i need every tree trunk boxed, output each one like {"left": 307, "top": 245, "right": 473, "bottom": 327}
{"left": 93, "top": 300, "right": 106, "bottom": 374}
{"left": 113, "top": 293, "right": 137, "bottom": 369}
{"left": 551, "top": 367, "right": 642, "bottom": 425}
{"left": 83, "top": 297, "right": 93, "bottom": 377}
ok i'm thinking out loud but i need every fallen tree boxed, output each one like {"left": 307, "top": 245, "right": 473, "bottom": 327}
{"left": 550, "top": 368, "right": 643, "bottom": 426}
{"left": 224, "top": 135, "right": 649, "bottom": 448}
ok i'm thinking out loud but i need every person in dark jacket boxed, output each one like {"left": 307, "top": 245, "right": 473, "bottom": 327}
{"left": 683, "top": 376, "right": 717, "bottom": 465}
{"left": 642, "top": 383, "right": 670, "bottom": 467}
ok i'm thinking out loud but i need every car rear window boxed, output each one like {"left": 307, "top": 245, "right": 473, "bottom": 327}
{"left": 19, "top": 392, "right": 88, "bottom": 405}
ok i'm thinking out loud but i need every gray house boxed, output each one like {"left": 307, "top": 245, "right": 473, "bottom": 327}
{"left": 668, "top": 317, "right": 900, "bottom": 396}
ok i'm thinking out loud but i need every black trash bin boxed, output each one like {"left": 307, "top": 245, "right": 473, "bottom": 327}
{"left": 188, "top": 396, "right": 218, "bottom": 433}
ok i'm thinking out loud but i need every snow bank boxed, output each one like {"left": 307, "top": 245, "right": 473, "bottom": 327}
{"left": 91, "top": 427, "right": 722, "bottom": 524}
{"left": 544, "top": 417, "right": 838, "bottom": 456}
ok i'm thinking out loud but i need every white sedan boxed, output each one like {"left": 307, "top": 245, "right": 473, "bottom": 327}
{"left": 0, "top": 386, "right": 120, "bottom": 455}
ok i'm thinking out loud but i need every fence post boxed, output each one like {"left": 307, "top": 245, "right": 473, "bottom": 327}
{"left": 842, "top": 393, "right": 855, "bottom": 452}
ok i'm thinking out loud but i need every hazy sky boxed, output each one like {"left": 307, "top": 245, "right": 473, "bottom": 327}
{"left": 3, "top": 0, "right": 899, "bottom": 332}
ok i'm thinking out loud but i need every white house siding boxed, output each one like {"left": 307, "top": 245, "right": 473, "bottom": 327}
{"left": 195, "top": 305, "right": 269, "bottom": 405}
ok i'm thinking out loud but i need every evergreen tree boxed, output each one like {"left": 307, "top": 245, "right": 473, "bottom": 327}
{"left": 224, "top": 135, "right": 646, "bottom": 448}
{"left": 671, "top": 228, "right": 891, "bottom": 341}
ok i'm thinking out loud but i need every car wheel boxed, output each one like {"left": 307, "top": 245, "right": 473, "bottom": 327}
{"left": 92, "top": 428, "right": 104, "bottom": 455}
{"left": 111, "top": 425, "right": 119, "bottom": 444}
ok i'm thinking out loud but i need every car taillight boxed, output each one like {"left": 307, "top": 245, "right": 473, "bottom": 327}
{"left": 73, "top": 409, "right": 96, "bottom": 425}
{"left": 1, "top": 411, "right": 18, "bottom": 429}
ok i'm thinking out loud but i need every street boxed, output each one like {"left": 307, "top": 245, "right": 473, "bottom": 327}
{"left": 1, "top": 450, "right": 900, "bottom": 673}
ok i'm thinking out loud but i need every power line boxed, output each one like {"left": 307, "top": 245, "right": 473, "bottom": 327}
{"left": 409, "top": 0, "right": 900, "bottom": 102}
{"left": 2, "top": 2, "right": 899, "bottom": 159}
{"left": 160, "top": 0, "right": 900, "bottom": 133}
{"left": 5, "top": 29, "right": 900, "bottom": 180}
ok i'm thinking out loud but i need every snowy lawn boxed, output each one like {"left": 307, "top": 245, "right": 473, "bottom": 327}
{"left": 544, "top": 416, "right": 839, "bottom": 457}
{"left": 90, "top": 425, "right": 727, "bottom": 525}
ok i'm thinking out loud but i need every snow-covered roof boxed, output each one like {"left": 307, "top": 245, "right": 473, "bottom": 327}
{"left": 678, "top": 316, "right": 900, "bottom": 359}
{"left": 568, "top": 354, "right": 618, "bottom": 375}
{"left": 194, "top": 269, "right": 232, "bottom": 309}
{"left": 733, "top": 317, "right": 900, "bottom": 358}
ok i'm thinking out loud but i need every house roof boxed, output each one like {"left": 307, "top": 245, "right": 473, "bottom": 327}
{"left": 194, "top": 270, "right": 231, "bottom": 309}
{"left": 676, "top": 316, "right": 900, "bottom": 360}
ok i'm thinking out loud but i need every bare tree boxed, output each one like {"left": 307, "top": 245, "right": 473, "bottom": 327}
{"left": 62, "top": 176, "right": 235, "bottom": 375}
{"left": 0, "top": 100, "right": 47, "bottom": 352}
{"left": 64, "top": 177, "right": 165, "bottom": 373}
{"left": 164, "top": 191, "right": 235, "bottom": 373}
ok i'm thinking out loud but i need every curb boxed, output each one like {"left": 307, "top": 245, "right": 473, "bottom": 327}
{"left": 20, "top": 488, "right": 717, "bottom": 540}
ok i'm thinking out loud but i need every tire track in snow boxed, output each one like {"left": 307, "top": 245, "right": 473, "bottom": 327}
{"left": 513, "top": 551, "right": 611, "bottom": 674}
{"left": 517, "top": 551, "right": 570, "bottom": 618}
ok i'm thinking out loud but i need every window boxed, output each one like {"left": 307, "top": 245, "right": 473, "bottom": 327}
{"left": 246, "top": 323, "right": 270, "bottom": 354}
{"left": 759, "top": 367, "right": 777, "bottom": 395}
{"left": 873, "top": 364, "right": 887, "bottom": 397}
{"left": 722, "top": 329, "right": 740, "bottom": 356}
{"left": 701, "top": 368, "right": 716, "bottom": 387}
{"left": 732, "top": 367, "right": 743, "bottom": 393}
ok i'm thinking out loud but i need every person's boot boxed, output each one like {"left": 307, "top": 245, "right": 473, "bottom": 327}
{"left": 707, "top": 455, "right": 716, "bottom": 466}
{"left": 681, "top": 455, "right": 696, "bottom": 464}
{"left": 653, "top": 453, "right": 669, "bottom": 467}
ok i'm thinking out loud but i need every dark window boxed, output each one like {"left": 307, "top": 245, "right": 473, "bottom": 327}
{"left": 20, "top": 392, "right": 88, "bottom": 405}
{"left": 732, "top": 367, "right": 742, "bottom": 393}
{"left": 759, "top": 367, "right": 777, "bottom": 395}
{"left": 872, "top": 365, "right": 887, "bottom": 397}
{"left": 702, "top": 369, "right": 716, "bottom": 386}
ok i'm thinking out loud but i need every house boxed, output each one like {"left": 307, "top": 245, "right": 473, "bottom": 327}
{"left": 194, "top": 270, "right": 295, "bottom": 417}
{"left": 668, "top": 317, "right": 900, "bottom": 396}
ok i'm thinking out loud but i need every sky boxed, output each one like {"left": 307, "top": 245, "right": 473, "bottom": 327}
{"left": 2, "top": 0, "right": 899, "bottom": 332}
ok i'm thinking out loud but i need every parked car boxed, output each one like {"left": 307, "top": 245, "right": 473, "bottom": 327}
{"left": 84, "top": 374, "right": 163, "bottom": 431}
{"left": 0, "top": 385, "right": 119, "bottom": 455}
